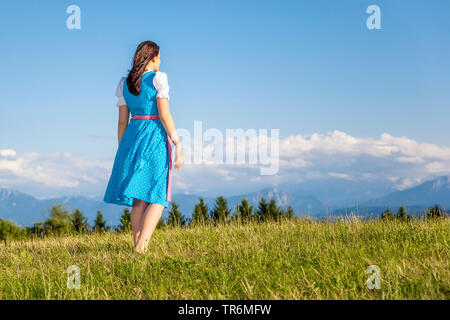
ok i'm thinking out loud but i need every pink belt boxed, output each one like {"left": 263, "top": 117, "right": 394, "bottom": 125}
{"left": 131, "top": 114, "right": 160, "bottom": 120}
{"left": 130, "top": 114, "right": 172, "bottom": 202}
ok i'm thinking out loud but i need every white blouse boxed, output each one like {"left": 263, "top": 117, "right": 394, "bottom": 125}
{"left": 115, "top": 70, "right": 170, "bottom": 107}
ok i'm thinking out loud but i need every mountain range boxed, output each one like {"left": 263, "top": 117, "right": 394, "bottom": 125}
{"left": 1, "top": 175, "right": 449, "bottom": 226}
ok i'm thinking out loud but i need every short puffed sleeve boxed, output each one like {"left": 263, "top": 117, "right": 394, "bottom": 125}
{"left": 115, "top": 77, "right": 126, "bottom": 107}
{"left": 153, "top": 71, "right": 170, "bottom": 100}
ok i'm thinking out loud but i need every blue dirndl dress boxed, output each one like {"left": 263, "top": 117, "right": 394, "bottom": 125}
{"left": 103, "top": 70, "right": 172, "bottom": 208}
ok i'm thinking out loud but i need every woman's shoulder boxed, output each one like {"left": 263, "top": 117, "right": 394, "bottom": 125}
{"left": 153, "top": 71, "right": 168, "bottom": 87}
{"left": 116, "top": 77, "right": 126, "bottom": 91}
{"left": 152, "top": 71, "right": 170, "bottom": 100}
{"left": 115, "top": 76, "right": 127, "bottom": 106}
{"left": 117, "top": 76, "right": 126, "bottom": 88}
{"left": 153, "top": 71, "right": 169, "bottom": 89}
{"left": 153, "top": 71, "right": 168, "bottom": 83}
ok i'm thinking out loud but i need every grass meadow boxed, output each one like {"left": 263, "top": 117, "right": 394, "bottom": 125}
{"left": 0, "top": 217, "right": 448, "bottom": 300}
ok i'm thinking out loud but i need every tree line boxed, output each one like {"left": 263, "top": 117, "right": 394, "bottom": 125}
{"left": 0, "top": 196, "right": 447, "bottom": 242}
{"left": 0, "top": 196, "right": 294, "bottom": 242}
{"left": 380, "top": 204, "right": 446, "bottom": 221}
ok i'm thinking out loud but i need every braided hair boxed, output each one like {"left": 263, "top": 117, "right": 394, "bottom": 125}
{"left": 126, "top": 41, "right": 160, "bottom": 96}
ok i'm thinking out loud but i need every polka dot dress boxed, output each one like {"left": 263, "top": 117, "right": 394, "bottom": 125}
{"left": 103, "top": 71, "right": 172, "bottom": 208}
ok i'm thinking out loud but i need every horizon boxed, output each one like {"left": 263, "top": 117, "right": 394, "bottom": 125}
{"left": 2, "top": 172, "right": 449, "bottom": 206}
{"left": 1, "top": 172, "right": 450, "bottom": 200}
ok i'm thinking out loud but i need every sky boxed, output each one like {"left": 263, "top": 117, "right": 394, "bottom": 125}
{"left": 1, "top": 0, "right": 450, "bottom": 199}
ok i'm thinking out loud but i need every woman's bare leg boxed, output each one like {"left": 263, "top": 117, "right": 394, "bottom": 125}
{"left": 131, "top": 199, "right": 149, "bottom": 247}
{"left": 135, "top": 203, "right": 165, "bottom": 253}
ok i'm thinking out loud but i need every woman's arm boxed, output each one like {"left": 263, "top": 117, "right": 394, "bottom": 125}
{"left": 157, "top": 97, "right": 183, "bottom": 169}
{"left": 118, "top": 105, "right": 130, "bottom": 144}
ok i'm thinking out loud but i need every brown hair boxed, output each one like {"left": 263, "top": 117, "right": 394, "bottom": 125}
{"left": 126, "top": 41, "right": 160, "bottom": 96}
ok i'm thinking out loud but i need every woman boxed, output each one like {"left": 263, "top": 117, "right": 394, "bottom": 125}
{"left": 104, "top": 40, "right": 182, "bottom": 253}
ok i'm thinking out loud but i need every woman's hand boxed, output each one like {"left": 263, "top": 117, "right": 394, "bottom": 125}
{"left": 157, "top": 97, "right": 182, "bottom": 169}
{"left": 173, "top": 143, "right": 183, "bottom": 169}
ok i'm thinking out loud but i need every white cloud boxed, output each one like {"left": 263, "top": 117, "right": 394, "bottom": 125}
{"left": 328, "top": 172, "right": 351, "bottom": 179}
{"left": 425, "top": 161, "right": 449, "bottom": 174}
{"left": 0, "top": 150, "right": 111, "bottom": 196}
{"left": 395, "top": 156, "right": 425, "bottom": 163}
{"left": 0, "top": 149, "right": 16, "bottom": 158}
{"left": 279, "top": 131, "right": 450, "bottom": 160}
{"left": 1, "top": 130, "right": 450, "bottom": 198}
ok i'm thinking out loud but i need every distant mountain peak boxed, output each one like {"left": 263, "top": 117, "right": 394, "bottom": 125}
{"left": 431, "top": 175, "right": 450, "bottom": 191}
{"left": 362, "top": 174, "right": 450, "bottom": 207}
{"left": 62, "top": 196, "right": 72, "bottom": 204}
{"left": 0, "top": 188, "right": 26, "bottom": 201}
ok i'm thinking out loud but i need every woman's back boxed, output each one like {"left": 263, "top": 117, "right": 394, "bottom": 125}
{"left": 116, "top": 70, "right": 170, "bottom": 116}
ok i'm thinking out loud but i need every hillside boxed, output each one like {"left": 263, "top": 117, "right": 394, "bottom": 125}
{"left": 0, "top": 218, "right": 448, "bottom": 299}
{"left": 361, "top": 175, "right": 450, "bottom": 208}
{"left": 0, "top": 189, "right": 125, "bottom": 226}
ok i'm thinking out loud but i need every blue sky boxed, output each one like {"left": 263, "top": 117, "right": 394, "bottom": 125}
{"left": 1, "top": 0, "right": 450, "bottom": 198}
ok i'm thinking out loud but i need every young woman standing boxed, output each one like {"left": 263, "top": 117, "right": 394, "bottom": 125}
{"left": 104, "top": 41, "right": 182, "bottom": 253}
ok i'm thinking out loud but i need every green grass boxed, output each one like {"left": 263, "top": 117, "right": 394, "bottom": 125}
{"left": 0, "top": 217, "right": 448, "bottom": 300}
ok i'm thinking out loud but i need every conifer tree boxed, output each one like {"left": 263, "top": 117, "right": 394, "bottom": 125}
{"left": 93, "top": 210, "right": 108, "bottom": 232}
{"left": 168, "top": 201, "right": 185, "bottom": 227}
{"left": 396, "top": 205, "right": 410, "bottom": 221}
{"left": 268, "top": 198, "right": 280, "bottom": 221}
{"left": 237, "top": 198, "right": 254, "bottom": 222}
{"left": 119, "top": 208, "right": 132, "bottom": 232}
{"left": 285, "top": 205, "right": 294, "bottom": 219}
{"left": 381, "top": 206, "right": 394, "bottom": 221}
{"left": 256, "top": 197, "right": 269, "bottom": 222}
{"left": 210, "top": 196, "right": 231, "bottom": 224}
{"left": 426, "top": 204, "right": 443, "bottom": 219}
{"left": 192, "top": 197, "right": 209, "bottom": 225}
{"left": 71, "top": 209, "right": 89, "bottom": 233}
